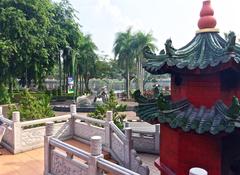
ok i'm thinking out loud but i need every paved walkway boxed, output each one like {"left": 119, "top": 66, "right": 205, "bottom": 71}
{"left": 138, "top": 153, "right": 160, "bottom": 175}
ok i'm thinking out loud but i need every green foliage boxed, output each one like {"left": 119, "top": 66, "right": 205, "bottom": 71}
{"left": 0, "top": 0, "right": 96, "bottom": 93}
{"left": 113, "top": 28, "right": 157, "bottom": 98}
{"left": 88, "top": 90, "right": 127, "bottom": 129}
{"left": 8, "top": 89, "right": 54, "bottom": 121}
{"left": 0, "top": 84, "right": 11, "bottom": 104}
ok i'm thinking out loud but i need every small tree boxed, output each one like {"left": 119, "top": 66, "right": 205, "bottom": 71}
{"left": 8, "top": 89, "right": 54, "bottom": 121}
{"left": 88, "top": 90, "right": 127, "bottom": 129}
{"left": 0, "top": 84, "right": 11, "bottom": 104}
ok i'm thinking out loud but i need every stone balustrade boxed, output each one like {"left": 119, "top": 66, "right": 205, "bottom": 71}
{"left": 0, "top": 104, "right": 149, "bottom": 174}
{"left": 0, "top": 111, "right": 71, "bottom": 154}
{"left": 125, "top": 122, "right": 160, "bottom": 154}
{"left": 44, "top": 126, "right": 140, "bottom": 175}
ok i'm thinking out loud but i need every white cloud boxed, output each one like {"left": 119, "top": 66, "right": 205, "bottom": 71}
{"left": 95, "top": 0, "right": 144, "bottom": 32}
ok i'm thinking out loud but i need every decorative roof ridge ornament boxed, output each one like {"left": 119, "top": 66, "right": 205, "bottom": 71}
{"left": 165, "top": 38, "right": 176, "bottom": 57}
{"left": 225, "top": 31, "right": 236, "bottom": 52}
{"left": 197, "top": 0, "right": 218, "bottom": 33}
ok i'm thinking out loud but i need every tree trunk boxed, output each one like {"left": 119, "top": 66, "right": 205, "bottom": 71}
{"left": 136, "top": 57, "right": 140, "bottom": 90}
{"left": 59, "top": 52, "right": 62, "bottom": 96}
{"left": 84, "top": 76, "right": 90, "bottom": 93}
{"left": 75, "top": 70, "right": 79, "bottom": 98}
{"left": 80, "top": 75, "right": 84, "bottom": 95}
{"left": 8, "top": 77, "right": 13, "bottom": 94}
{"left": 126, "top": 59, "right": 130, "bottom": 99}
{"left": 139, "top": 61, "right": 144, "bottom": 93}
{"left": 65, "top": 73, "right": 68, "bottom": 94}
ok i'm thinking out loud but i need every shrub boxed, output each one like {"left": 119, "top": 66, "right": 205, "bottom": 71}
{"left": 0, "top": 84, "right": 11, "bottom": 104}
{"left": 8, "top": 89, "right": 54, "bottom": 121}
{"left": 88, "top": 90, "right": 127, "bottom": 129}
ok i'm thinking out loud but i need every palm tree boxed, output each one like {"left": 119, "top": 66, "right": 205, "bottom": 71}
{"left": 76, "top": 34, "right": 97, "bottom": 94}
{"left": 113, "top": 28, "right": 135, "bottom": 99}
{"left": 132, "top": 31, "right": 157, "bottom": 93}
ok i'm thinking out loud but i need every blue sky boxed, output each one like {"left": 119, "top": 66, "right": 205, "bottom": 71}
{"left": 67, "top": 0, "right": 240, "bottom": 57}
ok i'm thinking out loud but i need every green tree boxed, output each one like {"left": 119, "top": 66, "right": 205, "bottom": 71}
{"left": 113, "top": 28, "right": 135, "bottom": 99}
{"left": 0, "top": 0, "right": 86, "bottom": 95}
{"left": 0, "top": 0, "right": 59, "bottom": 89}
{"left": 76, "top": 34, "right": 97, "bottom": 94}
{"left": 132, "top": 31, "right": 157, "bottom": 92}
{"left": 51, "top": 0, "right": 83, "bottom": 95}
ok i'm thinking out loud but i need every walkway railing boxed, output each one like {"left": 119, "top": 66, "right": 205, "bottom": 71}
{"left": 70, "top": 105, "right": 149, "bottom": 175}
{"left": 0, "top": 105, "right": 150, "bottom": 174}
{"left": 44, "top": 122, "right": 140, "bottom": 175}
{"left": 125, "top": 122, "right": 160, "bottom": 154}
{"left": 0, "top": 106, "right": 71, "bottom": 153}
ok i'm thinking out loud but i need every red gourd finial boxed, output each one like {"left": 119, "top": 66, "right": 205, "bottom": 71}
{"left": 198, "top": 0, "right": 217, "bottom": 30}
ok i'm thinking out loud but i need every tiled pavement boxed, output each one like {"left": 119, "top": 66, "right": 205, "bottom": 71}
{"left": 138, "top": 153, "right": 160, "bottom": 175}
{"left": 0, "top": 147, "right": 44, "bottom": 175}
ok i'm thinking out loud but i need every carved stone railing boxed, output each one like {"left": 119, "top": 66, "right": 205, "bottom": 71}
{"left": 0, "top": 105, "right": 149, "bottom": 174}
{"left": 125, "top": 123, "right": 160, "bottom": 154}
{"left": 0, "top": 106, "right": 71, "bottom": 154}
{"left": 71, "top": 107, "right": 149, "bottom": 175}
{"left": 44, "top": 122, "right": 140, "bottom": 175}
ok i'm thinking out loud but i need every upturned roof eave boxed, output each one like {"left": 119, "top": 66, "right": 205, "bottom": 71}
{"left": 143, "top": 32, "right": 240, "bottom": 75}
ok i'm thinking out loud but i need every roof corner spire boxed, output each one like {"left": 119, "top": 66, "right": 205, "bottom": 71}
{"left": 197, "top": 0, "right": 218, "bottom": 33}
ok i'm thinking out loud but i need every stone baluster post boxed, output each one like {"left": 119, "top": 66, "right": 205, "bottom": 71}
{"left": 124, "top": 122, "right": 130, "bottom": 128}
{"left": 0, "top": 106, "right": 2, "bottom": 116}
{"left": 12, "top": 111, "right": 21, "bottom": 154}
{"left": 44, "top": 122, "right": 54, "bottom": 175}
{"left": 70, "top": 104, "right": 77, "bottom": 137}
{"left": 155, "top": 124, "right": 160, "bottom": 153}
{"left": 189, "top": 167, "right": 208, "bottom": 175}
{"left": 105, "top": 111, "right": 112, "bottom": 151}
{"left": 124, "top": 127, "right": 133, "bottom": 169}
{"left": 88, "top": 136, "right": 103, "bottom": 175}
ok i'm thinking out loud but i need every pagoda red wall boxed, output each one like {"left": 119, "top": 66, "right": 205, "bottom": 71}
{"left": 158, "top": 124, "right": 222, "bottom": 175}
{"left": 171, "top": 73, "right": 240, "bottom": 107}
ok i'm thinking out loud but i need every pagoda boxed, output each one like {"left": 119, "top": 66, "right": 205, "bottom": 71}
{"left": 134, "top": 1, "right": 240, "bottom": 175}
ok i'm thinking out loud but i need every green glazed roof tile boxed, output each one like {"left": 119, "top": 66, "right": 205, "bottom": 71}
{"left": 143, "top": 32, "right": 240, "bottom": 74}
{"left": 134, "top": 91, "right": 240, "bottom": 135}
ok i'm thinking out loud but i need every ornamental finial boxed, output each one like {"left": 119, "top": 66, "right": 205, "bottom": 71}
{"left": 198, "top": 0, "right": 217, "bottom": 30}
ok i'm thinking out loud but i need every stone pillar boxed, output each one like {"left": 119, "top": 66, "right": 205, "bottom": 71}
{"left": 124, "top": 122, "right": 130, "bottom": 128}
{"left": 70, "top": 104, "right": 77, "bottom": 137}
{"left": 12, "top": 111, "right": 21, "bottom": 154}
{"left": 155, "top": 124, "right": 160, "bottom": 153}
{"left": 105, "top": 111, "right": 112, "bottom": 151}
{"left": 70, "top": 104, "right": 77, "bottom": 114}
{"left": 90, "top": 136, "right": 102, "bottom": 156}
{"left": 44, "top": 122, "right": 54, "bottom": 175}
{"left": 189, "top": 168, "right": 208, "bottom": 175}
{"left": 0, "top": 106, "right": 2, "bottom": 116}
{"left": 124, "top": 127, "right": 133, "bottom": 169}
{"left": 88, "top": 136, "right": 103, "bottom": 175}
